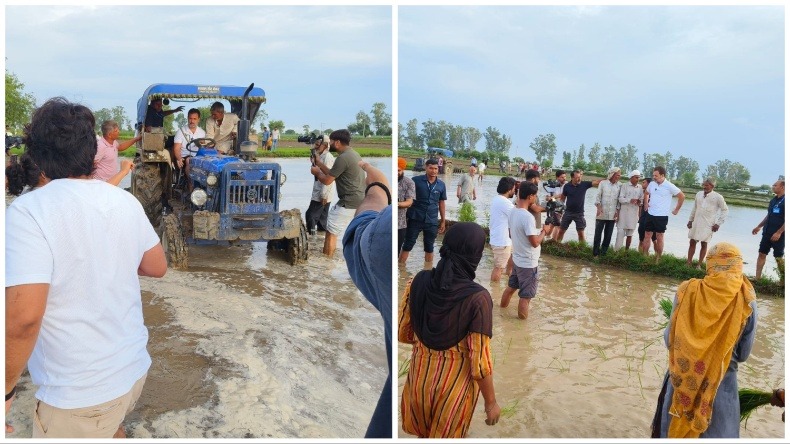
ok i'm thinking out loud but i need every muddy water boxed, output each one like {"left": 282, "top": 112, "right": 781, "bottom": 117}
{"left": 413, "top": 171, "right": 781, "bottom": 279}
{"left": 397, "top": 227, "right": 785, "bottom": 438}
{"left": 7, "top": 157, "right": 392, "bottom": 438}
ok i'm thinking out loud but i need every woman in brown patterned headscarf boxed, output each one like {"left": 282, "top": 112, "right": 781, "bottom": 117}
{"left": 651, "top": 242, "right": 757, "bottom": 438}
{"left": 398, "top": 222, "right": 500, "bottom": 438}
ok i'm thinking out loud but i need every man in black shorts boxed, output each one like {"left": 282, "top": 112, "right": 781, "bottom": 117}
{"left": 752, "top": 179, "right": 785, "bottom": 279}
{"left": 641, "top": 166, "right": 685, "bottom": 262}
{"left": 555, "top": 170, "right": 602, "bottom": 242}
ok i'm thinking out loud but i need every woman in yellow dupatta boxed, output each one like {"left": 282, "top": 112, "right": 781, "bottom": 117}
{"left": 652, "top": 242, "right": 757, "bottom": 438}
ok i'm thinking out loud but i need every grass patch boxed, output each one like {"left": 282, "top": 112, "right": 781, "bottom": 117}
{"left": 540, "top": 240, "right": 783, "bottom": 297}
{"left": 500, "top": 399, "right": 520, "bottom": 418}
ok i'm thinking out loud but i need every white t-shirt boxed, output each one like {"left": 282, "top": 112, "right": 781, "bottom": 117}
{"left": 6, "top": 179, "right": 160, "bottom": 408}
{"left": 174, "top": 125, "right": 207, "bottom": 158}
{"left": 647, "top": 179, "right": 682, "bottom": 217}
{"left": 509, "top": 207, "right": 541, "bottom": 268}
{"left": 489, "top": 194, "right": 514, "bottom": 247}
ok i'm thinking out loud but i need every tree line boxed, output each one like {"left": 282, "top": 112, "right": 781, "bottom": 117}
{"left": 397, "top": 118, "right": 512, "bottom": 158}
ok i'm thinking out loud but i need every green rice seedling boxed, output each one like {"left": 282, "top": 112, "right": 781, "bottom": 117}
{"left": 593, "top": 344, "right": 608, "bottom": 361}
{"left": 500, "top": 399, "right": 520, "bottom": 418}
{"left": 739, "top": 388, "right": 774, "bottom": 424}
{"left": 659, "top": 298, "right": 673, "bottom": 320}
{"left": 398, "top": 357, "right": 411, "bottom": 378}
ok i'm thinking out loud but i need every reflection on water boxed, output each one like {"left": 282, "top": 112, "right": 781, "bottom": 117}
{"left": 397, "top": 219, "right": 784, "bottom": 438}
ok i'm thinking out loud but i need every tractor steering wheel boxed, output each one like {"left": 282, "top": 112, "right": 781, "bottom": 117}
{"left": 186, "top": 138, "right": 216, "bottom": 154}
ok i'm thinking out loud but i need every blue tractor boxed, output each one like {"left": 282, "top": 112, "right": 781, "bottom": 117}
{"left": 131, "top": 83, "right": 308, "bottom": 268}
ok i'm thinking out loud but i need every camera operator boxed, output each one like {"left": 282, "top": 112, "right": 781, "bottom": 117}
{"left": 306, "top": 136, "right": 335, "bottom": 235}
{"left": 544, "top": 170, "right": 568, "bottom": 238}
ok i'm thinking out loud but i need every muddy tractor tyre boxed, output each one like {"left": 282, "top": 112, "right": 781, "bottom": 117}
{"left": 444, "top": 161, "right": 454, "bottom": 174}
{"left": 162, "top": 213, "right": 188, "bottom": 270}
{"left": 286, "top": 222, "right": 309, "bottom": 265}
{"left": 132, "top": 157, "right": 164, "bottom": 233}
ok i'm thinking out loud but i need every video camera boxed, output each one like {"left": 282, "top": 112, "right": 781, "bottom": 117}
{"left": 544, "top": 198, "right": 566, "bottom": 226}
{"left": 297, "top": 133, "right": 322, "bottom": 145}
{"left": 542, "top": 179, "right": 560, "bottom": 193}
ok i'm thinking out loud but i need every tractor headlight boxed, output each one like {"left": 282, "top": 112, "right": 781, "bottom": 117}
{"left": 190, "top": 189, "right": 208, "bottom": 206}
{"left": 207, "top": 173, "right": 218, "bottom": 186}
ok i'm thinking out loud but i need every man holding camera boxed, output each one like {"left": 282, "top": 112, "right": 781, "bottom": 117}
{"left": 311, "top": 129, "right": 366, "bottom": 256}
{"left": 306, "top": 136, "right": 335, "bottom": 235}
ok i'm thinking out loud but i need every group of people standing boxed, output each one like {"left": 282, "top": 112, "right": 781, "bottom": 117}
{"left": 396, "top": 159, "right": 783, "bottom": 438}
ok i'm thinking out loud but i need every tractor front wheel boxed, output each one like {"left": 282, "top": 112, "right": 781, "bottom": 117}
{"left": 132, "top": 157, "right": 164, "bottom": 234}
{"left": 285, "top": 222, "right": 309, "bottom": 265}
{"left": 162, "top": 213, "right": 188, "bottom": 270}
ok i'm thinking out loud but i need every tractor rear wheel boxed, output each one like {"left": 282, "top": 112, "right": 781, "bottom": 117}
{"left": 286, "top": 222, "right": 309, "bottom": 265}
{"left": 132, "top": 157, "right": 164, "bottom": 234}
{"left": 162, "top": 213, "right": 188, "bottom": 270}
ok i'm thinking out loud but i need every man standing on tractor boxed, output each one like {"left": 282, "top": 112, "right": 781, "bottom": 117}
{"left": 311, "top": 129, "right": 366, "bottom": 256}
{"left": 205, "top": 101, "right": 239, "bottom": 154}
{"left": 172, "top": 108, "right": 206, "bottom": 194}
{"left": 143, "top": 98, "right": 183, "bottom": 130}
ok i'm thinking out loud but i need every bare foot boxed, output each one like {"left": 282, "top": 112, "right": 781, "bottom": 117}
{"left": 113, "top": 424, "right": 126, "bottom": 438}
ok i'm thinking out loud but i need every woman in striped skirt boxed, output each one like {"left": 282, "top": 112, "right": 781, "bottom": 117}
{"left": 398, "top": 222, "right": 501, "bottom": 438}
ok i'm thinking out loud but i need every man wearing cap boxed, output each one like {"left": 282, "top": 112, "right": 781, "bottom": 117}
{"left": 641, "top": 166, "right": 685, "bottom": 262}
{"left": 397, "top": 157, "right": 415, "bottom": 254}
{"left": 686, "top": 177, "right": 728, "bottom": 267}
{"left": 592, "top": 167, "right": 622, "bottom": 256}
{"left": 555, "top": 170, "right": 603, "bottom": 243}
{"left": 615, "top": 170, "right": 644, "bottom": 250}
{"left": 306, "top": 135, "right": 335, "bottom": 235}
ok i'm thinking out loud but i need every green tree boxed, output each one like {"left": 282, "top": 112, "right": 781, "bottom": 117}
{"left": 302, "top": 124, "right": 311, "bottom": 135}
{"left": 484, "top": 126, "right": 512, "bottom": 157}
{"left": 426, "top": 138, "right": 445, "bottom": 148}
{"left": 397, "top": 122, "right": 406, "bottom": 149}
{"left": 679, "top": 171, "right": 698, "bottom": 187}
{"left": 587, "top": 142, "right": 601, "bottom": 167}
{"left": 93, "top": 106, "right": 133, "bottom": 132}
{"left": 617, "top": 144, "right": 640, "bottom": 173}
{"left": 601, "top": 144, "right": 617, "bottom": 171}
{"left": 406, "top": 118, "right": 422, "bottom": 150}
{"left": 464, "top": 127, "right": 482, "bottom": 153}
{"left": 174, "top": 113, "right": 186, "bottom": 130}
{"left": 5, "top": 70, "right": 36, "bottom": 133}
{"left": 529, "top": 133, "right": 557, "bottom": 166}
{"left": 354, "top": 110, "right": 372, "bottom": 137}
{"left": 673, "top": 156, "right": 700, "bottom": 181}
{"left": 370, "top": 102, "right": 391, "bottom": 136}
{"left": 447, "top": 125, "right": 465, "bottom": 152}
{"left": 575, "top": 143, "right": 586, "bottom": 166}
{"left": 562, "top": 151, "right": 572, "bottom": 167}
{"left": 268, "top": 120, "right": 285, "bottom": 132}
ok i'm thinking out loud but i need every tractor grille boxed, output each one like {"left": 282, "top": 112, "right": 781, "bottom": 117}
{"left": 228, "top": 183, "right": 271, "bottom": 204}
{"left": 222, "top": 165, "right": 279, "bottom": 214}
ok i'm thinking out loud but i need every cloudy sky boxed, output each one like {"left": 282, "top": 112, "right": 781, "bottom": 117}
{"left": 5, "top": 5, "right": 392, "bottom": 134}
{"left": 399, "top": 5, "right": 784, "bottom": 186}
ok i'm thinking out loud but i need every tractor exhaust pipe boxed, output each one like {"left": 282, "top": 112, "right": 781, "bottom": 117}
{"left": 237, "top": 83, "right": 254, "bottom": 147}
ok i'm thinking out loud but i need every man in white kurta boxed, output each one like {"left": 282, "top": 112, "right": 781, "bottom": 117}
{"left": 615, "top": 170, "right": 644, "bottom": 250}
{"left": 686, "top": 177, "right": 729, "bottom": 267}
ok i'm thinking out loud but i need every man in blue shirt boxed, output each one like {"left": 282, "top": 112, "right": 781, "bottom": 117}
{"left": 752, "top": 179, "right": 785, "bottom": 279}
{"left": 398, "top": 158, "right": 447, "bottom": 268}
{"left": 342, "top": 161, "right": 392, "bottom": 438}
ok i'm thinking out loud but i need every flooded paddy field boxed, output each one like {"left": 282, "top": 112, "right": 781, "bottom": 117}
{"left": 7, "top": 157, "right": 392, "bottom": 438}
{"left": 397, "top": 172, "right": 785, "bottom": 439}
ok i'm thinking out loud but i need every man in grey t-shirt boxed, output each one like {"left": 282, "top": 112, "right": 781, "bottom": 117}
{"left": 311, "top": 129, "right": 366, "bottom": 256}
{"left": 456, "top": 165, "right": 477, "bottom": 203}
